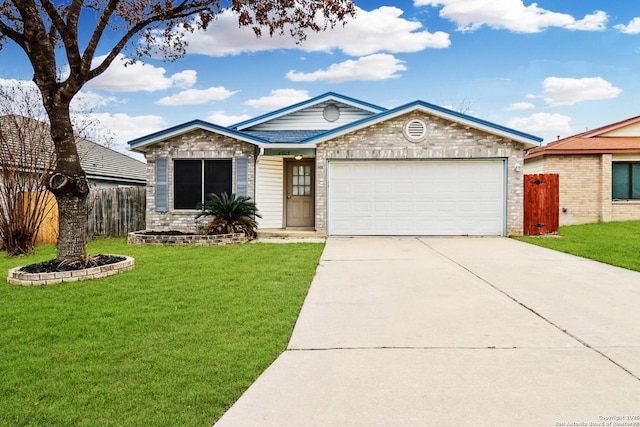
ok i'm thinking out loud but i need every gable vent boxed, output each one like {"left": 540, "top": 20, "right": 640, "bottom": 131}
{"left": 404, "top": 119, "right": 427, "bottom": 142}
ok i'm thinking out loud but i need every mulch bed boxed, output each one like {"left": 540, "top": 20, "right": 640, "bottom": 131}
{"left": 19, "top": 255, "right": 126, "bottom": 273}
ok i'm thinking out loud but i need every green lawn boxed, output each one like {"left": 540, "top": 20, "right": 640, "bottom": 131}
{"left": 0, "top": 239, "right": 325, "bottom": 427}
{"left": 515, "top": 220, "right": 640, "bottom": 272}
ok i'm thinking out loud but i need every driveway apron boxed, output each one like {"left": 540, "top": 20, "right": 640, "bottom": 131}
{"left": 214, "top": 237, "right": 640, "bottom": 427}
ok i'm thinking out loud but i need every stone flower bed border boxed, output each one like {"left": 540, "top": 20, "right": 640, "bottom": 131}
{"left": 8, "top": 255, "right": 135, "bottom": 286}
{"left": 127, "top": 231, "right": 248, "bottom": 246}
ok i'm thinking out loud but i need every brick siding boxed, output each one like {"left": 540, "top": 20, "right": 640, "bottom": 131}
{"left": 315, "top": 112, "right": 526, "bottom": 235}
{"left": 143, "top": 130, "right": 255, "bottom": 232}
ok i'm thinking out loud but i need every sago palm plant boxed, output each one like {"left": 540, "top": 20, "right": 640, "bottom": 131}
{"left": 196, "top": 192, "right": 262, "bottom": 239}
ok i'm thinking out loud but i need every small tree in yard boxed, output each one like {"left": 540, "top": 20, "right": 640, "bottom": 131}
{"left": 0, "top": 0, "right": 356, "bottom": 261}
{"left": 0, "top": 84, "right": 56, "bottom": 256}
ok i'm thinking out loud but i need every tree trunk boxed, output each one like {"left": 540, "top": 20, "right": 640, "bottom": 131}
{"left": 44, "top": 102, "right": 90, "bottom": 261}
{"left": 56, "top": 193, "right": 88, "bottom": 259}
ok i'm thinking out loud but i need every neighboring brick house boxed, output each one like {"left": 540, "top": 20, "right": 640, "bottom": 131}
{"left": 524, "top": 115, "right": 640, "bottom": 226}
{"left": 129, "top": 92, "right": 541, "bottom": 236}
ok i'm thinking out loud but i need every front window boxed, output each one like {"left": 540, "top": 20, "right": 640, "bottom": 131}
{"left": 612, "top": 162, "right": 640, "bottom": 200}
{"left": 174, "top": 159, "right": 232, "bottom": 209}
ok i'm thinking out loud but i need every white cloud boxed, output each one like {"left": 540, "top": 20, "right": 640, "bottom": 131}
{"left": 506, "top": 102, "right": 535, "bottom": 111}
{"left": 156, "top": 86, "right": 238, "bottom": 106}
{"left": 81, "top": 112, "right": 166, "bottom": 154}
{"left": 0, "top": 77, "right": 36, "bottom": 92}
{"left": 507, "top": 113, "right": 572, "bottom": 136}
{"left": 244, "top": 89, "right": 310, "bottom": 111}
{"left": 287, "top": 54, "right": 406, "bottom": 83}
{"left": 566, "top": 11, "right": 607, "bottom": 31}
{"left": 532, "top": 77, "right": 622, "bottom": 106}
{"left": 415, "top": 0, "right": 606, "bottom": 33}
{"left": 176, "top": 6, "right": 449, "bottom": 57}
{"left": 71, "top": 91, "right": 119, "bottom": 111}
{"left": 206, "top": 111, "right": 252, "bottom": 126}
{"left": 85, "top": 54, "right": 197, "bottom": 92}
{"left": 614, "top": 17, "right": 640, "bottom": 34}
{"left": 169, "top": 70, "right": 198, "bottom": 88}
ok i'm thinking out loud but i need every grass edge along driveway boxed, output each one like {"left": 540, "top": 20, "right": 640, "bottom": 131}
{"left": 515, "top": 220, "right": 640, "bottom": 273}
{"left": 0, "top": 239, "right": 325, "bottom": 427}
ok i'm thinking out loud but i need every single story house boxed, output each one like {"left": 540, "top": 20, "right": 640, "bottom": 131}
{"left": 524, "top": 115, "right": 640, "bottom": 226}
{"left": 129, "top": 92, "right": 541, "bottom": 236}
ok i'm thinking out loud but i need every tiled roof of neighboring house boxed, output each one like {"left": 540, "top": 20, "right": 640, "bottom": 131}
{"left": 76, "top": 138, "right": 146, "bottom": 185}
{"left": 0, "top": 115, "right": 146, "bottom": 185}
{"left": 525, "top": 115, "right": 640, "bottom": 159}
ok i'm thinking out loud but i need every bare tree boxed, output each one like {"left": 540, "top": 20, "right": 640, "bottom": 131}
{"left": 0, "top": 83, "right": 56, "bottom": 256}
{"left": 0, "top": 0, "right": 356, "bottom": 261}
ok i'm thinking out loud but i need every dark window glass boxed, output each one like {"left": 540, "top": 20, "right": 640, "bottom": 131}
{"left": 174, "top": 159, "right": 233, "bottom": 209}
{"left": 174, "top": 160, "right": 202, "bottom": 209}
{"left": 612, "top": 162, "right": 640, "bottom": 200}
{"left": 204, "top": 160, "right": 232, "bottom": 201}
{"left": 633, "top": 164, "right": 640, "bottom": 199}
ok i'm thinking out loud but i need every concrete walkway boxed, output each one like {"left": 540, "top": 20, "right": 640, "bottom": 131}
{"left": 215, "top": 237, "right": 640, "bottom": 427}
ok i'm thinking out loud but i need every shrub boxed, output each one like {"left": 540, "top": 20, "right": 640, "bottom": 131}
{"left": 196, "top": 193, "right": 262, "bottom": 239}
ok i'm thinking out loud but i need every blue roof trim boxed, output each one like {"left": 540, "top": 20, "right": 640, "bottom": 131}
{"left": 128, "top": 119, "right": 269, "bottom": 150}
{"left": 301, "top": 100, "right": 543, "bottom": 145}
{"left": 230, "top": 92, "right": 387, "bottom": 130}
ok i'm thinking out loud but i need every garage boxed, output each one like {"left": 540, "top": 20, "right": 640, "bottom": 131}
{"left": 327, "top": 160, "right": 506, "bottom": 236}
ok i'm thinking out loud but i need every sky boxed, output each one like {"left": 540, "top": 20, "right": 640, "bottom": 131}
{"left": 1, "top": 0, "right": 640, "bottom": 160}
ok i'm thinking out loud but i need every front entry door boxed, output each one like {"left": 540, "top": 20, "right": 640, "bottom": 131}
{"left": 285, "top": 160, "right": 315, "bottom": 227}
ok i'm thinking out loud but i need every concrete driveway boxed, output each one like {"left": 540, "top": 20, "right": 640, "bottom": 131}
{"left": 215, "top": 237, "right": 640, "bottom": 427}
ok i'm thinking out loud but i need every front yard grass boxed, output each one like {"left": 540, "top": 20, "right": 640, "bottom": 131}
{"left": 515, "top": 220, "right": 640, "bottom": 272}
{"left": 0, "top": 239, "right": 324, "bottom": 427}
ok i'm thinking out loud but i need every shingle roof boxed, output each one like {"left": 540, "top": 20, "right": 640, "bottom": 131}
{"left": 525, "top": 115, "right": 640, "bottom": 159}
{"left": 0, "top": 115, "right": 145, "bottom": 184}
{"left": 128, "top": 93, "right": 543, "bottom": 150}
{"left": 76, "top": 138, "right": 146, "bottom": 184}
{"left": 241, "top": 130, "right": 326, "bottom": 143}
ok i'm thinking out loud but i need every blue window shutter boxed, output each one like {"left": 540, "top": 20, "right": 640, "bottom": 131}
{"left": 155, "top": 156, "right": 169, "bottom": 212}
{"left": 235, "top": 156, "right": 249, "bottom": 197}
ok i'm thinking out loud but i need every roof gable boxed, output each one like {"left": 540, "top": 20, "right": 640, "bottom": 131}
{"left": 128, "top": 119, "right": 269, "bottom": 152}
{"left": 230, "top": 92, "right": 386, "bottom": 131}
{"left": 525, "top": 115, "right": 640, "bottom": 159}
{"left": 579, "top": 115, "right": 640, "bottom": 138}
{"left": 301, "top": 100, "right": 542, "bottom": 147}
{"left": 128, "top": 93, "right": 542, "bottom": 151}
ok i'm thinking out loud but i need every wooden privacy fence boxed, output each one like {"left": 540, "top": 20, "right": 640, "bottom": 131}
{"left": 87, "top": 186, "right": 146, "bottom": 238}
{"left": 523, "top": 174, "right": 559, "bottom": 235}
{"left": 32, "top": 186, "right": 146, "bottom": 245}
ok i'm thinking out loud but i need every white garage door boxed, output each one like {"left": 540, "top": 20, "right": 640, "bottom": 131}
{"left": 327, "top": 160, "right": 505, "bottom": 236}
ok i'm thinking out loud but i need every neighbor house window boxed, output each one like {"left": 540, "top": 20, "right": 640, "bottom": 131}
{"left": 612, "top": 162, "right": 640, "bottom": 200}
{"left": 174, "top": 159, "right": 232, "bottom": 209}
